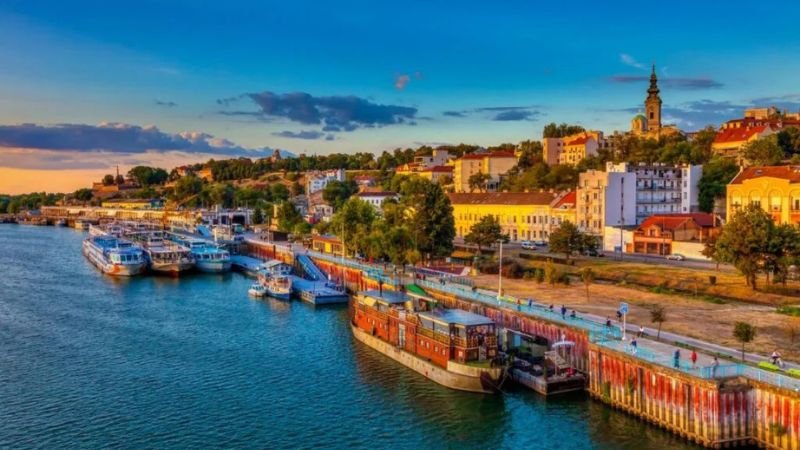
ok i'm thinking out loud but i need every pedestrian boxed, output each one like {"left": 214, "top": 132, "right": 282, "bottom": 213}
{"left": 527, "top": 298, "right": 533, "bottom": 308}
{"left": 691, "top": 350, "right": 698, "bottom": 369}
{"left": 616, "top": 310, "right": 622, "bottom": 321}
{"left": 549, "top": 304, "right": 554, "bottom": 313}
{"left": 605, "top": 317, "right": 612, "bottom": 329}
{"left": 711, "top": 356, "right": 719, "bottom": 377}
{"left": 516, "top": 297, "right": 521, "bottom": 310}
{"left": 631, "top": 339, "right": 638, "bottom": 354}
{"left": 771, "top": 350, "right": 781, "bottom": 366}
{"left": 673, "top": 349, "right": 681, "bottom": 369}
{"left": 561, "top": 305, "right": 567, "bottom": 319}
{"left": 638, "top": 325, "right": 645, "bottom": 338}
{"left": 570, "top": 310, "right": 576, "bottom": 319}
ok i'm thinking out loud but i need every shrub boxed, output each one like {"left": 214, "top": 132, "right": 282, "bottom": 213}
{"left": 758, "top": 361, "right": 781, "bottom": 372}
{"left": 535, "top": 268, "right": 545, "bottom": 284}
{"left": 786, "top": 368, "right": 800, "bottom": 378}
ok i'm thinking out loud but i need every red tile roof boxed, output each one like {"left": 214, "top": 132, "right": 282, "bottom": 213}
{"left": 460, "top": 151, "right": 516, "bottom": 160}
{"left": 423, "top": 165, "right": 453, "bottom": 173}
{"left": 447, "top": 192, "right": 557, "bottom": 205}
{"left": 356, "top": 191, "right": 397, "bottom": 197}
{"left": 730, "top": 165, "right": 800, "bottom": 184}
{"left": 713, "top": 125, "right": 771, "bottom": 144}
{"left": 552, "top": 191, "right": 577, "bottom": 209}
{"left": 639, "top": 213, "right": 718, "bottom": 230}
{"left": 564, "top": 136, "right": 592, "bottom": 146}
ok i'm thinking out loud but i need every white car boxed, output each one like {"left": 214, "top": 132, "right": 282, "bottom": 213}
{"left": 520, "top": 240, "right": 536, "bottom": 250}
{"left": 666, "top": 253, "right": 685, "bottom": 261}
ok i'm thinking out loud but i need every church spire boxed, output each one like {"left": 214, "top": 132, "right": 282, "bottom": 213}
{"left": 648, "top": 64, "right": 659, "bottom": 97}
{"left": 645, "top": 63, "right": 662, "bottom": 132}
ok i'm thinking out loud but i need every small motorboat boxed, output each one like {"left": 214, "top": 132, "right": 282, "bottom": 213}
{"left": 248, "top": 283, "right": 267, "bottom": 297}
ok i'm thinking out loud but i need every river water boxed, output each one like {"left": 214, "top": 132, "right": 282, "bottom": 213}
{"left": 0, "top": 225, "right": 700, "bottom": 449}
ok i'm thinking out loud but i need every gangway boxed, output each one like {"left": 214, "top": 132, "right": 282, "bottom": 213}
{"left": 296, "top": 254, "right": 327, "bottom": 281}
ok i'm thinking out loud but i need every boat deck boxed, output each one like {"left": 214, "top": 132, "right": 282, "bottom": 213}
{"left": 292, "top": 277, "right": 349, "bottom": 305}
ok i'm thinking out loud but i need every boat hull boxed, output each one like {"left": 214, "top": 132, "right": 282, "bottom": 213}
{"left": 266, "top": 290, "right": 291, "bottom": 300}
{"left": 82, "top": 244, "right": 146, "bottom": 277}
{"left": 350, "top": 323, "right": 501, "bottom": 394}
{"left": 194, "top": 260, "right": 232, "bottom": 273}
{"left": 150, "top": 261, "right": 195, "bottom": 275}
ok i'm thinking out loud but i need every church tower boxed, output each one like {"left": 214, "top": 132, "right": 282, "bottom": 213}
{"left": 645, "top": 64, "right": 662, "bottom": 133}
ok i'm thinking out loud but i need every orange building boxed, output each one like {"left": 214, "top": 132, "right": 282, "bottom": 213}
{"left": 628, "top": 213, "right": 720, "bottom": 255}
{"left": 726, "top": 166, "right": 800, "bottom": 225}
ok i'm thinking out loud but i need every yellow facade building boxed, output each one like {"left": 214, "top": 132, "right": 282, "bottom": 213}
{"left": 726, "top": 166, "right": 800, "bottom": 225}
{"left": 452, "top": 151, "right": 517, "bottom": 193}
{"left": 448, "top": 191, "right": 576, "bottom": 242}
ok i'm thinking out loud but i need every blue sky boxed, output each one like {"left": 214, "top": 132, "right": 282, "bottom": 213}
{"left": 2, "top": 0, "right": 800, "bottom": 189}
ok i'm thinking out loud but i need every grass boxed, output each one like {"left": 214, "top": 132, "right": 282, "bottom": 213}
{"left": 777, "top": 305, "right": 800, "bottom": 317}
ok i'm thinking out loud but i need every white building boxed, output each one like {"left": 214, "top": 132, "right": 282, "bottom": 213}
{"left": 355, "top": 191, "right": 398, "bottom": 213}
{"left": 413, "top": 149, "right": 451, "bottom": 168}
{"left": 577, "top": 169, "right": 637, "bottom": 236}
{"left": 607, "top": 162, "right": 702, "bottom": 223}
{"left": 305, "top": 168, "right": 346, "bottom": 194}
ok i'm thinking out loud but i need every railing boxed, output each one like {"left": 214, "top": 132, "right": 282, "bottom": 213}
{"left": 417, "top": 327, "right": 451, "bottom": 344}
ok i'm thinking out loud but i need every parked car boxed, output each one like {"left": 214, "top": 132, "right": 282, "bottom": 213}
{"left": 533, "top": 240, "right": 547, "bottom": 247}
{"left": 666, "top": 253, "right": 685, "bottom": 261}
{"left": 584, "top": 248, "right": 604, "bottom": 257}
{"left": 520, "top": 240, "right": 536, "bottom": 250}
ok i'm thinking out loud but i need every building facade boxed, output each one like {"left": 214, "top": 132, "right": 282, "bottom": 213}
{"left": 542, "top": 131, "right": 609, "bottom": 166}
{"left": 628, "top": 213, "right": 719, "bottom": 256}
{"left": 576, "top": 169, "right": 637, "bottom": 236}
{"left": 354, "top": 191, "right": 398, "bottom": 213}
{"left": 448, "top": 191, "right": 575, "bottom": 242}
{"left": 452, "top": 151, "right": 517, "bottom": 193}
{"left": 608, "top": 162, "right": 703, "bottom": 223}
{"left": 305, "top": 168, "right": 345, "bottom": 194}
{"left": 726, "top": 165, "right": 800, "bottom": 225}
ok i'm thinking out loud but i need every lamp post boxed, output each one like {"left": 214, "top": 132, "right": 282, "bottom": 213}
{"left": 497, "top": 239, "right": 503, "bottom": 302}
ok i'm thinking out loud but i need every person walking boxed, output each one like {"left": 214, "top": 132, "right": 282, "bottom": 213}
{"left": 630, "top": 339, "right": 638, "bottom": 355}
{"left": 570, "top": 310, "right": 576, "bottom": 319}
{"left": 605, "top": 317, "right": 612, "bottom": 329}
{"left": 527, "top": 298, "right": 533, "bottom": 308}
{"left": 673, "top": 349, "right": 681, "bottom": 369}
{"left": 561, "top": 305, "right": 567, "bottom": 319}
{"left": 638, "top": 325, "right": 645, "bottom": 338}
{"left": 691, "top": 350, "right": 698, "bottom": 369}
{"left": 711, "top": 356, "right": 719, "bottom": 378}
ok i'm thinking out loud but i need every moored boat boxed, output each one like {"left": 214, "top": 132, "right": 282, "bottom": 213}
{"left": 168, "top": 234, "right": 231, "bottom": 273}
{"left": 258, "top": 272, "right": 292, "bottom": 300}
{"left": 82, "top": 235, "right": 147, "bottom": 276}
{"left": 132, "top": 232, "right": 195, "bottom": 275}
{"left": 248, "top": 283, "right": 267, "bottom": 297}
{"left": 351, "top": 290, "right": 504, "bottom": 394}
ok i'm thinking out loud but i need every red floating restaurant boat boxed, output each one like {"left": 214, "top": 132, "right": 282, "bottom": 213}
{"left": 350, "top": 290, "right": 504, "bottom": 394}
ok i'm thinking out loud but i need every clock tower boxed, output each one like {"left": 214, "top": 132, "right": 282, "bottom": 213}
{"left": 645, "top": 64, "right": 662, "bottom": 133}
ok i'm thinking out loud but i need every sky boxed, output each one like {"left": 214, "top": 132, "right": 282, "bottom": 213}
{"left": 2, "top": 0, "right": 800, "bottom": 193}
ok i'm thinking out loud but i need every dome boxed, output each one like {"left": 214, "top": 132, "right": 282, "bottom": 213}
{"left": 633, "top": 114, "right": 646, "bottom": 122}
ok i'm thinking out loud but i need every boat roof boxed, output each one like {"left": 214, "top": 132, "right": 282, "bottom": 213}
{"left": 262, "top": 260, "right": 288, "bottom": 268}
{"left": 418, "top": 309, "right": 494, "bottom": 327}
{"left": 359, "top": 290, "right": 408, "bottom": 305}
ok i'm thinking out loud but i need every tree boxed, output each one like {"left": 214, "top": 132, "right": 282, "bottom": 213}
{"left": 544, "top": 260, "right": 559, "bottom": 286}
{"left": 767, "top": 224, "right": 800, "bottom": 285}
{"left": 172, "top": 174, "right": 204, "bottom": 202}
{"left": 697, "top": 158, "right": 739, "bottom": 213}
{"left": 276, "top": 202, "right": 303, "bottom": 232}
{"left": 394, "top": 177, "right": 455, "bottom": 261}
{"left": 291, "top": 181, "right": 304, "bottom": 196}
{"left": 742, "top": 135, "right": 785, "bottom": 166}
{"left": 733, "top": 321, "right": 757, "bottom": 362}
{"left": 580, "top": 267, "right": 595, "bottom": 301}
{"left": 548, "top": 221, "right": 584, "bottom": 261}
{"left": 468, "top": 172, "right": 492, "bottom": 192}
{"left": 102, "top": 174, "right": 115, "bottom": 185}
{"left": 73, "top": 188, "right": 93, "bottom": 202}
{"left": 329, "top": 198, "right": 377, "bottom": 256}
{"left": 701, "top": 233, "right": 721, "bottom": 271}
{"left": 650, "top": 305, "right": 667, "bottom": 340}
{"left": 714, "top": 204, "right": 774, "bottom": 289}
{"left": 322, "top": 180, "right": 356, "bottom": 210}
{"left": 464, "top": 215, "right": 504, "bottom": 255}
{"left": 128, "top": 166, "right": 168, "bottom": 186}
{"left": 252, "top": 207, "right": 264, "bottom": 225}
{"left": 543, "top": 122, "right": 585, "bottom": 138}
{"left": 777, "top": 126, "right": 800, "bottom": 156}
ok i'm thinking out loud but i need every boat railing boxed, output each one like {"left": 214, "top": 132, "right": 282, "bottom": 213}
{"left": 417, "top": 327, "right": 451, "bottom": 345}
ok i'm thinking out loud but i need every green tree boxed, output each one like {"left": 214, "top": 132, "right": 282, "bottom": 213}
{"left": 543, "top": 122, "right": 585, "bottom": 138}
{"left": 777, "top": 126, "right": 800, "bottom": 156}
{"left": 580, "top": 267, "right": 595, "bottom": 301}
{"left": 329, "top": 198, "right": 377, "bottom": 256}
{"left": 252, "top": 207, "right": 264, "bottom": 225}
{"left": 548, "top": 221, "right": 584, "bottom": 261}
{"left": 172, "top": 174, "right": 204, "bottom": 202}
{"left": 128, "top": 166, "right": 168, "bottom": 186}
{"left": 468, "top": 172, "right": 492, "bottom": 192}
{"left": 276, "top": 201, "right": 303, "bottom": 232}
{"left": 102, "top": 174, "right": 115, "bottom": 185}
{"left": 322, "top": 180, "right": 356, "bottom": 210}
{"left": 73, "top": 188, "right": 93, "bottom": 202}
{"left": 714, "top": 204, "right": 774, "bottom": 289}
{"left": 697, "top": 158, "right": 739, "bottom": 213}
{"left": 291, "top": 181, "right": 304, "bottom": 196}
{"left": 733, "top": 322, "right": 757, "bottom": 362}
{"left": 206, "top": 183, "right": 235, "bottom": 208}
{"left": 767, "top": 224, "right": 800, "bottom": 285}
{"left": 650, "top": 305, "right": 666, "bottom": 340}
{"left": 464, "top": 215, "right": 504, "bottom": 255}
{"left": 742, "top": 135, "right": 785, "bottom": 166}
{"left": 396, "top": 177, "right": 455, "bottom": 261}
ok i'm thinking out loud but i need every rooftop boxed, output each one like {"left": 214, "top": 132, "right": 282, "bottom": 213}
{"left": 460, "top": 151, "right": 516, "bottom": 160}
{"left": 730, "top": 165, "right": 800, "bottom": 184}
{"left": 552, "top": 191, "right": 577, "bottom": 209}
{"left": 447, "top": 192, "right": 557, "bottom": 206}
{"left": 418, "top": 308, "right": 494, "bottom": 327}
{"left": 639, "top": 213, "right": 719, "bottom": 231}
{"left": 713, "top": 125, "right": 771, "bottom": 144}
{"left": 355, "top": 191, "right": 397, "bottom": 198}
{"left": 360, "top": 290, "right": 408, "bottom": 304}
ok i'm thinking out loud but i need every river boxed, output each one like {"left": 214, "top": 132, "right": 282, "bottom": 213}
{"left": 0, "top": 225, "right": 700, "bottom": 449}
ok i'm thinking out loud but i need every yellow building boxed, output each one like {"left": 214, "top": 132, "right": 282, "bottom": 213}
{"left": 448, "top": 191, "right": 576, "bottom": 242}
{"left": 100, "top": 198, "right": 163, "bottom": 210}
{"left": 726, "top": 166, "right": 800, "bottom": 225}
{"left": 452, "top": 151, "right": 517, "bottom": 193}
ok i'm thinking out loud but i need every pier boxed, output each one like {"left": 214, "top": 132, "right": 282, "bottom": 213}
{"left": 289, "top": 246, "right": 800, "bottom": 449}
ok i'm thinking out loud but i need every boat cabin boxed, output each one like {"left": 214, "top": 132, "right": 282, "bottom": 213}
{"left": 353, "top": 290, "right": 498, "bottom": 369}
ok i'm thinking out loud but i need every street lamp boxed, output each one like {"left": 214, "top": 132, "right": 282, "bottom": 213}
{"left": 497, "top": 238, "right": 503, "bottom": 302}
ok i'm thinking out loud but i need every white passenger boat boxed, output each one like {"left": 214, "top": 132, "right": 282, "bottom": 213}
{"left": 82, "top": 235, "right": 147, "bottom": 276}
{"left": 168, "top": 234, "right": 231, "bottom": 273}
{"left": 132, "top": 232, "right": 195, "bottom": 275}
